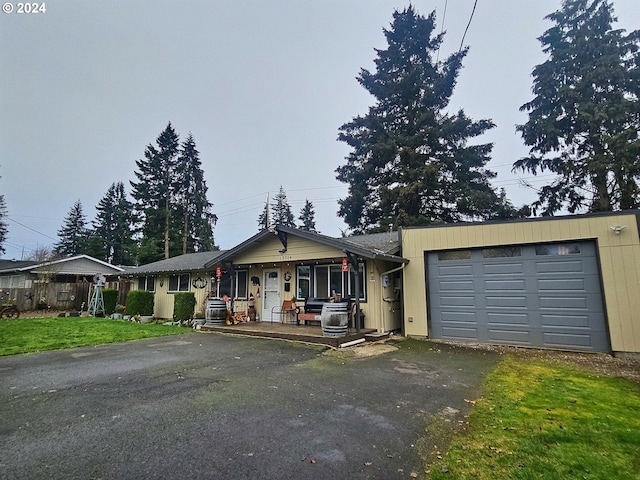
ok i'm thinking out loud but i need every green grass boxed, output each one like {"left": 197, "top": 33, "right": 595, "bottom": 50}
{"left": 0, "top": 316, "right": 185, "bottom": 356}
{"left": 428, "top": 355, "right": 640, "bottom": 479}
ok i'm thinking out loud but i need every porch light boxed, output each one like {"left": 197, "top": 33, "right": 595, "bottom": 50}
{"left": 610, "top": 225, "right": 626, "bottom": 235}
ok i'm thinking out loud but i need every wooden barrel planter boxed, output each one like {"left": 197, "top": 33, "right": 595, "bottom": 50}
{"left": 320, "top": 303, "right": 349, "bottom": 338}
{"left": 204, "top": 299, "right": 227, "bottom": 326}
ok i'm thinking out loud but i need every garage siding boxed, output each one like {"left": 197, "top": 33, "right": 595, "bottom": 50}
{"left": 427, "top": 241, "right": 610, "bottom": 352}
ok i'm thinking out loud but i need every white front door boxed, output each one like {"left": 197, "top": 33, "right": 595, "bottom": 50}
{"left": 262, "top": 269, "right": 281, "bottom": 322}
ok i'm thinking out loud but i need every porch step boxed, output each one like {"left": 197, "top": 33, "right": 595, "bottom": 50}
{"left": 365, "top": 332, "right": 391, "bottom": 342}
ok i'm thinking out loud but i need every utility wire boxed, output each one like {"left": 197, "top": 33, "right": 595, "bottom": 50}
{"left": 436, "top": 0, "right": 448, "bottom": 62}
{"left": 459, "top": 0, "right": 478, "bottom": 52}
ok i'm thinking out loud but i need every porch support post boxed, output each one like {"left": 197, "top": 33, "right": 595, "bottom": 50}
{"left": 345, "top": 251, "right": 361, "bottom": 333}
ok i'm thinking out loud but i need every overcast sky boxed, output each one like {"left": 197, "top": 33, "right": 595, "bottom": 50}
{"left": 1, "top": 0, "right": 637, "bottom": 261}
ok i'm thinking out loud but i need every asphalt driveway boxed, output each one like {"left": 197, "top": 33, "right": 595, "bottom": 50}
{"left": 0, "top": 334, "right": 499, "bottom": 479}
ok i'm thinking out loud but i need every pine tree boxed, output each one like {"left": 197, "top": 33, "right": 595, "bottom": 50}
{"left": 336, "top": 6, "right": 504, "bottom": 233}
{"left": 299, "top": 199, "right": 317, "bottom": 232}
{"left": 271, "top": 186, "right": 296, "bottom": 227}
{"left": 54, "top": 200, "right": 89, "bottom": 256}
{"left": 257, "top": 195, "right": 271, "bottom": 231}
{"left": 514, "top": 0, "right": 640, "bottom": 214}
{"left": 130, "top": 123, "right": 180, "bottom": 262}
{"left": 174, "top": 134, "right": 217, "bottom": 254}
{"left": 0, "top": 194, "right": 8, "bottom": 255}
{"left": 93, "top": 182, "right": 137, "bottom": 265}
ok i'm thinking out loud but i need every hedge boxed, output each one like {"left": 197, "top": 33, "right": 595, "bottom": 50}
{"left": 103, "top": 288, "right": 119, "bottom": 315}
{"left": 126, "top": 290, "right": 155, "bottom": 316}
{"left": 173, "top": 292, "right": 196, "bottom": 321}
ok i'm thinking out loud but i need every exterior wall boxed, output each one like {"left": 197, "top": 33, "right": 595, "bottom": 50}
{"left": 401, "top": 213, "right": 640, "bottom": 354}
{"left": 233, "top": 235, "right": 348, "bottom": 265}
{"left": 131, "top": 271, "right": 213, "bottom": 320}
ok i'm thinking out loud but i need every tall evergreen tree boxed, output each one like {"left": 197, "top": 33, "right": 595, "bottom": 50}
{"left": 130, "top": 123, "right": 180, "bottom": 262}
{"left": 174, "top": 134, "right": 217, "bottom": 254}
{"left": 336, "top": 6, "right": 503, "bottom": 233}
{"left": 0, "top": 194, "right": 8, "bottom": 255}
{"left": 514, "top": 0, "right": 640, "bottom": 214}
{"left": 299, "top": 199, "right": 317, "bottom": 232}
{"left": 271, "top": 186, "right": 296, "bottom": 227}
{"left": 54, "top": 200, "right": 88, "bottom": 256}
{"left": 93, "top": 182, "right": 137, "bottom": 265}
{"left": 257, "top": 194, "right": 271, "bottom": 231}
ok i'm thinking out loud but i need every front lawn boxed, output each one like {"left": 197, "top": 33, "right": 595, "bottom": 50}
{"left": 0, "top": 316, "right": 185, "bottom": 356}
{"left": 427, "top": 355, "right": 640, "bottom": 479}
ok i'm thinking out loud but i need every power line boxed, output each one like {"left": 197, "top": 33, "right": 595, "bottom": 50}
{"left": 7, "top": 217, "right": 57, "bottom": 241}
{"left": 459, "top": 0, "right": 478, "bottom": 52}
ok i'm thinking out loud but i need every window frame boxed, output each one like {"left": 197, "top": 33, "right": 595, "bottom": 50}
{"left": 312, "top": 262, "right": 366, "bottom": 300}
{"left": 168, "top": 273, "right": 190, "bottom": 293}
{"left": 137, "top": 275, "right": 156, "bottom": 292}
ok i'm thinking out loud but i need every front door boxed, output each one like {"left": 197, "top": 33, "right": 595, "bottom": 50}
{"left": 262, "top": 269, "right": 281, "bottom": 322}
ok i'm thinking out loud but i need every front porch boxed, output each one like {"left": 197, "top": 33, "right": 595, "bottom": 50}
{"left": 199, "top": 322, "right": 383, "bottom": 348}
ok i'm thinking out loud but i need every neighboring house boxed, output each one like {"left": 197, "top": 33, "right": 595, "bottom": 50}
{"left": 0, "top": 255, "right": 124, "bottom": 311}
{"left": 127, "top": 226, "right": 408, "bottom": 331}
{"left": 401, "top": 211, "right": 640, "bottom": 357}
{"left": 124, "top": 251, "right": 227, "bottom": 320}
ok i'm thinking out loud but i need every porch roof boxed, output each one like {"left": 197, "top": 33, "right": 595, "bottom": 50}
{"left": 204, "top": 225, "right": 408, "bottom": 268}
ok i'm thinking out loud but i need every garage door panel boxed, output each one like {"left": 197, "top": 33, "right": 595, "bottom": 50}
{"left": 487, "top": 312, "right": 530, "bottom": 325}
{"left": 536, "top": 260, "right": 584, "bottom": 274}
{"left": 539, "top": 296, "right": 588, "bottom": 310}
{"left": 427, "top": 241, "right": 610, "bottom": 352}
{"left": 484, "top": 279, "right": 526, "bottom": 291}
{"left": 441, "top": 326, "right": 479, "bottom": 340}
{"left": 543, "top": 332, "right": 594, "bottom": 348}
{"left": 541, "top": 314, "right": 590, "bottom": 328}
{"left": 438, "top": 295, "right": 475, "bottom": 307}
{"left": 441, "top": 311, "right": 477, "bottom": 322}
{"left": 486, "top": 296, "right": 527, "bottom": 308}
{"left": 487, "top": 328, "right": 531, "bottom": 344}
{"left": 537, "top": 278, "right": 586, "bottom": 291}
{"left": 439, "top": 280, "right": 475, "bottom": 291}
{"left": 437, "top": 265, "right": 473, "bottom": 276}
{"left": 483, "top": 263, "right": 524, "bottom": 275}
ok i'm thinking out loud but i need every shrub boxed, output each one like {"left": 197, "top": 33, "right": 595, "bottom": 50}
{"left": 126, "top": 290, "right": 154, "bottom": 316}
{"left": 173, "top": 292, "right": 196, "bottom": 321}
{"left": 103, "top": 288, "right": 119, "bottom": 315}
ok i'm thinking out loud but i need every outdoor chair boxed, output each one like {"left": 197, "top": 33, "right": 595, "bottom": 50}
{"left": 271, "top": 299, "right": 297, "bottom": 324}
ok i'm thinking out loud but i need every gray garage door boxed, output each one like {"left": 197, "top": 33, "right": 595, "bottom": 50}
{"left": 426, "top": 241, "right": 610, "bottom": 352}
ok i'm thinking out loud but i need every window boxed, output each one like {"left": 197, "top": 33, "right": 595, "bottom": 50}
{"left": 218, "top": 269, "right": 249, "bottom": 299}
{"left": 297, "top": 266, "right": 310, "bottom": 299}
{"left": 168, "top": 273, "right": 190, "bottom": 292}
{"left": 438, "top": 250, "right": 471, "bottom": 261}
{"left": 313, "top": 263, "right": 366, "bottom": 300}
{"left": 482, "top": 247, "right": 522, "bottom": 258}
{"left": 138, "top": 275, "right": 155, "bottom": 292}
{"left": 535, "top": 244, "right": 581, "bottom": 256}
{"left": 235, "top": 270, "right": 248, "bottom": 298}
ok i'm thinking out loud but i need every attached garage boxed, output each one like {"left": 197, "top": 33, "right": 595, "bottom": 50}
{"left": 400, "top": 212, "right": 640, "bottom": 356}
{"left": 426, "top": 241, "right": 609, "bottom": 352}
